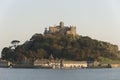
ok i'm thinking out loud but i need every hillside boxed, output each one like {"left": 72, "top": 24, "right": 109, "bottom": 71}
{"left": 1, "top": 33, "right": 120, "bottom": 63}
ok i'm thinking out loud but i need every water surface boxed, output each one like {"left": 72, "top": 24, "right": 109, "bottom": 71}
{"left": 0, "top": 68, "right": 120, "bottom": 80}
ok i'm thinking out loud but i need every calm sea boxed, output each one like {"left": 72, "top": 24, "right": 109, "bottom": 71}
{"left": 0, "top": 68, "right": 120, "bottom": 80}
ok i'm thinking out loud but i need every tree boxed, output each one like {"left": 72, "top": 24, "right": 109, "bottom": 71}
{"left": 36, "top": 49, "right": 47, "bottom": 59}
{"left": 11, "top": 40, "right": 20, "bottom": 48}
{"left": 1, "top": 47, "right": 15, "bottom": 61}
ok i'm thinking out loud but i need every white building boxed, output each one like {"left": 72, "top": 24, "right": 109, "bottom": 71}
{"left": 34, "top": 59, "right": 49, "bottom": 67}
{"left": 62, "top": 61, "right": 87, "bottom": 68}
{"left": 34, "top": 59, "right": 61, "bottom": 69}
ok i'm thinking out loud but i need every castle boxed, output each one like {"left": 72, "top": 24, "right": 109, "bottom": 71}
{"left": 44, "top": 21, "right": 76, "bottom": 36}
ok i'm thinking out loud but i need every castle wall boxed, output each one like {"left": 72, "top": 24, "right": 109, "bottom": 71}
{"left": 66, "top": 27, "right": 76, "bottom": 36}
{"left": 59, "top": 28, "right": 67, "bottom": 35}
{"left": 49, "top": 27, "right": 60, "bottom": 33}
{"left": 44, "top": 22, "right": 77, "bottom": 36}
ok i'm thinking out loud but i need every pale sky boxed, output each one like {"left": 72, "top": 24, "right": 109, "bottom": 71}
{"left": 0, "top": 0, "right": 120, "bottom": 54}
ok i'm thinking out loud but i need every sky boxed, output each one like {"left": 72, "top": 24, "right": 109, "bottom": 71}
{"left": 0, "top": 0, "right": 120, "bottom": 54}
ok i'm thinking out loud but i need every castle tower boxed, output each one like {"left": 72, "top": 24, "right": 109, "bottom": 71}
{"left": 60, "top": 21, "right": 64, "bottom": 28}
{"left": 70, "top": 26, "right": 76, "bottom": 36}
{"left": 44, "top": 27, "right": 48, "bottom": 34}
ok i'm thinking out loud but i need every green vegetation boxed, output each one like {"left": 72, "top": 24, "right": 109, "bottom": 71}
{"left": 1, "top": 33, "right": 120, "bottom": 63}
{"left": 98, "top": 57, "right": 120, "bottom": 64}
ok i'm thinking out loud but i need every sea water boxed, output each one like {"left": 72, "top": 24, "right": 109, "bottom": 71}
{"left": 0, "top": 68, "right": 120, "bottom": 80}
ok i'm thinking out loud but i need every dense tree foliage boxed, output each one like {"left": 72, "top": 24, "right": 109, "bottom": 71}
{"left": 1, "top": 33, "right": 120, "bottom": 62}
{"left": 11, "top": 40, "right": 20, "bottom": 48}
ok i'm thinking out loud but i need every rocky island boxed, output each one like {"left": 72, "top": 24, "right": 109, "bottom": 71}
{"left": 1, "top": 22, "right": 120, "bottom": 68}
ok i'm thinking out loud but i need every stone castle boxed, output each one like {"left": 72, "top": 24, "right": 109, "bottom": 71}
{"left": 44, "top": 21, "right": 76, "bottom": 36}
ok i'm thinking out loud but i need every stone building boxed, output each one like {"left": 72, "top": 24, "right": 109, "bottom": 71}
{"left": 44, "top": 21, "right": 76, "bottom": 36}
{"left": 61, "top": 61, "right": 87, "bottom": 69}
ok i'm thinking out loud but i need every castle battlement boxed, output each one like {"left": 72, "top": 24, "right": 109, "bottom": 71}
{"left": 44, "top": 21, "right": 76, "bottom": 36}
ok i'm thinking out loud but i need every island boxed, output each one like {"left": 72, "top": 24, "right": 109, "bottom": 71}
{"left": 1, "top": 21, "right": 120, "bottom": 69}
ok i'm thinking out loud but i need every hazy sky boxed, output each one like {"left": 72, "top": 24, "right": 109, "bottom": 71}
{"left": 0, "top": 0, "right": 120, "bottom": 54}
